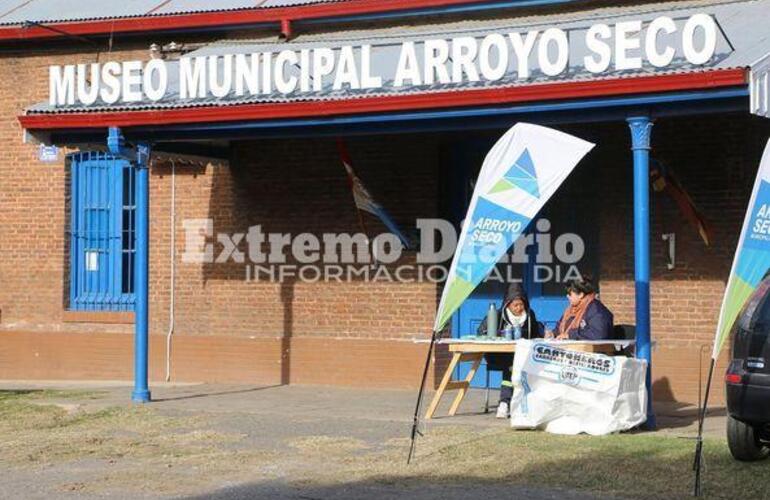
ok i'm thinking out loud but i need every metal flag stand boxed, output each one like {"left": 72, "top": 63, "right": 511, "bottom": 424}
{"left": 693, "top": 358, "right": 716, "bottom": 496}
{"left": 407, "top": 330, "right": 437, "bottom": 464}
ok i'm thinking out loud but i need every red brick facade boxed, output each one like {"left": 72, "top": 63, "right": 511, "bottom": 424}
{"left": 1, "top": 39, "right": 769, "bottom": 406}
{"left": 588, "top": 116, "right": 770, "bottom": 403}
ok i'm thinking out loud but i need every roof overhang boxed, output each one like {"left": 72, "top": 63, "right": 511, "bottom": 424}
{"left": 20, "top": 0, "right": 769, "bottom": 139}
{"left": 19, "top": 69, "right": 748, "bottom": 135}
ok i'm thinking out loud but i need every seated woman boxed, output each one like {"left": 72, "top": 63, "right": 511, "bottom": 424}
{"left": 548, "top": 276, "right": 613, "bottom": 340}
{"left": 477, "top": 282, "right": 543, "bottom": 418}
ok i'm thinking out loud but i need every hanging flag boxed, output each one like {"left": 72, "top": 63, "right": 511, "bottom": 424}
{"left": 651, "top": 160, "right": 714, "bottom": 246}
{"left": 336, "top": 138, "right": 411, "bottom": 249}
{"left": 712, "top": 139, "right": 770, "bottom": 359}
{"left": 433, "top": 123, "right": 594, "bottom": 332}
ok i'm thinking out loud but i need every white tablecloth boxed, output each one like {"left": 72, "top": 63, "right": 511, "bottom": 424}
{"left": 509, "top": 339, "right": 647, "bottom": 435}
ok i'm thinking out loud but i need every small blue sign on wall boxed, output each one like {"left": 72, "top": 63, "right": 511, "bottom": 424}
{"left": 38, "top": 144, "right": 59, "bottom": 163}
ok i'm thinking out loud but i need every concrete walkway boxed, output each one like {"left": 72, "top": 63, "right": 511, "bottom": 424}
{"left": 0, "top": 379, "right": 727, "bottom": 438}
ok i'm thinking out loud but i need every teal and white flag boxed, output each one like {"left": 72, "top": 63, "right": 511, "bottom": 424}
{"left": 712, "top": 139, "right": 770, "bottom": 359}
{"left": 434, "top": 123, "right": 594, "bottom": 332}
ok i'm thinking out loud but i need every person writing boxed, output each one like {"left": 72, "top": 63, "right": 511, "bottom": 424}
{"left": 477, "top": 282, "right": 543, "bottom": 418}
{"left": 546, "top": 276, "right": 613, "bottom": 340}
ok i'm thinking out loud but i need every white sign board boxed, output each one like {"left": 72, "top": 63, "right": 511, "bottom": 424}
{"left": 38, "top": 144, "right": 59, "bottom": 162}
{"left": 85, "top": 251, "right": 99, "bottom": 272}
{"left": 47, "top": 13, "right": 723, "bottom": 107}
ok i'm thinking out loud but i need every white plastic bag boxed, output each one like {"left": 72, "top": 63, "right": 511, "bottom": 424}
{"left": 509, "top": 339, "right": 647, "bottom": 435}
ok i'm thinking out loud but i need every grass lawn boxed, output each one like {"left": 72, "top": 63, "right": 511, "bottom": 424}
{"left": 393, "top": 425, "right": 765, "bottom": 499}
{"left": 0, "top": 389, "right": 766, "bottom": 499}
{"left": 0, "top": 389, "right": 275, "bottom": 496}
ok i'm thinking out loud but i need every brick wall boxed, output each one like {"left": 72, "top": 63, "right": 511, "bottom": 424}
{"left": 2, "top": 39, "right": 770, "bottom": 405}
{"left": 0, "top": 40, "right": 445, "bottom": 386}
{"left": 577, "top": 115, "right": 770, "bottom": 403}
{"left": 146, "top": 135, "right": 440, "bottom": 340}
{"left": 0, "top": 42, "right": 152, "bottom": 333}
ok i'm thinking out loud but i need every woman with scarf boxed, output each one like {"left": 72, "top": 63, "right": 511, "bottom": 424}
{"left": 477, "top": 282, "right": 543, "bottom": 418}
{"left": 547, "top": 277, "right": 614, "bottom": 340}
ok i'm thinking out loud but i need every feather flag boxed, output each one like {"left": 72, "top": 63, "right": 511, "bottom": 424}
{"left": 336, "top": 139, "right": 410, "bottom": 249}
{"left": 694, "top": 139, "right": 770, "bottom": 495}
{"left": 712, "top": 139, "right": 770, "bottom": 359}
{"left": 433, "top": 123, "right": 594, "bottom": 332}
{"left": 410, "top": 123, "right": 593, "bottom": 465}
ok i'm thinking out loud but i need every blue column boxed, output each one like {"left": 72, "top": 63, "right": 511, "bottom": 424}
{"left": 627, "top": 116, "right": 655, "bottom": 429}
{"left": 108, "top": 127, "right": 151, "bottom": 403}
{"left": 132, "top": 147, "right": 151, "bottom": 403}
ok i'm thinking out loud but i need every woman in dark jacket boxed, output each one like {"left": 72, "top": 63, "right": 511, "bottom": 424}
{"left": 548, "top": 277, "right": 613, "bottom": 340}
{"left": 477, "top": 282, "right": 543, "bottom": 418}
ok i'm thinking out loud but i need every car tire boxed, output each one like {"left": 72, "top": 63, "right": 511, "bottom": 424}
{"left": 727, "top": 414, "right": 769, "bottom": 461}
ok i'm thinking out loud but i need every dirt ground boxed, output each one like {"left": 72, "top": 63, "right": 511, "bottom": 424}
{"left": 0, "top": 381, "right": 748, "bottom": 500}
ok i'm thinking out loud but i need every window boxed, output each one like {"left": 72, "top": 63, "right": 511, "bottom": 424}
{"left": 742, "top": 276, "right": 770, "bottom": 332}
{"left": 69, "top": 152, "right": 135, "bottom": 311}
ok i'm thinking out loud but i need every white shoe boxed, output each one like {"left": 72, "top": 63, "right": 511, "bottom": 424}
{"left": 495, "top": 401, "right": 509, "bottom": 419}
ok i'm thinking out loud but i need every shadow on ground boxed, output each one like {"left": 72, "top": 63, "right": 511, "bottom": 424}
{"left": 0, "top": 389, "right": 42, "bottom": 397}
{"left": 179, "top": 438, "right": 764, "bottom": 500}
{"left": 151, "top": 385, "right": 283, "bottom": 402}
{"left": 181, "top": 477, "right": 613, "bottom": 500}
{"left": 651, "top": 401, "right": 727, "bottom": 432}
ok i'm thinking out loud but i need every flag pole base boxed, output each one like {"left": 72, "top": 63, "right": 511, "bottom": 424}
{"left": 407, "top": 330, "right": 437, "bottom": 465}
{"left": 693, "top": 358, "right": 716, "bottom": 497}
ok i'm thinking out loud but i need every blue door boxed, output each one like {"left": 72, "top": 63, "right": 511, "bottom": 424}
{"left": 444, "top": 133, "right": 598, "bottom": 388}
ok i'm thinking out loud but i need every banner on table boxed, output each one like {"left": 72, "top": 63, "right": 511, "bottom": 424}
{"left": 509, "top": 339, "right": 647, "bottom": 435}
{"left": 433, "top": 123, "right": 594, "bottom": 332}
{"left": 712, "top": 139, "right": 770, "bottom": 359}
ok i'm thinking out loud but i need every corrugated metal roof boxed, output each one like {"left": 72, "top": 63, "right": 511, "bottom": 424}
{"left": 260, "top": 0, "right": 337, "bottom": 6}
{"left": 0, "top": 0, "right": 344, "bottom": 26}
{"left": 26, "top": 0, "right": 767, "bottom": 116}
{"left": 150, "top": 0, "right": 267, "bottom": 16}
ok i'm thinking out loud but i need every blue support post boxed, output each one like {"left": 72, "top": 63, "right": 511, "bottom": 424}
{"left": 132, "top": 146, "right": 150, "bottom": 403}
{"left": 627, "top": 116, "right": 655, "bottom": 429}
{"left": 108, "top": 127, "right": 151, "bottom": 403}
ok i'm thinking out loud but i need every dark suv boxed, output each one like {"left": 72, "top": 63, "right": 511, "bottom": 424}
{"left": 725, "top": 277, "right": 770, "bottom": 460}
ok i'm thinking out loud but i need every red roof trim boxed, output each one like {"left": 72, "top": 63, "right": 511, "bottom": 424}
{"left": 19, "top": 68, "right": 747, "bottom": 131}
{"left": 1, "top": 0, "right": 519, "bottom": 41}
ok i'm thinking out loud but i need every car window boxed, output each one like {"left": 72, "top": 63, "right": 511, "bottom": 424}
{"left": 743, "top": 278, "right": 770, "bottom": 331}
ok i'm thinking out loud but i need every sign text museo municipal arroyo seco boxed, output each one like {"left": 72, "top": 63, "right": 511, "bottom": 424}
{"left": 49, "top": 14, "right": 720, "bottom": 107}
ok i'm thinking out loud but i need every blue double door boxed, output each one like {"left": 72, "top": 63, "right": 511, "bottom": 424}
{"left": 443, "top": 133, "right": 598, "bottom": 388}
